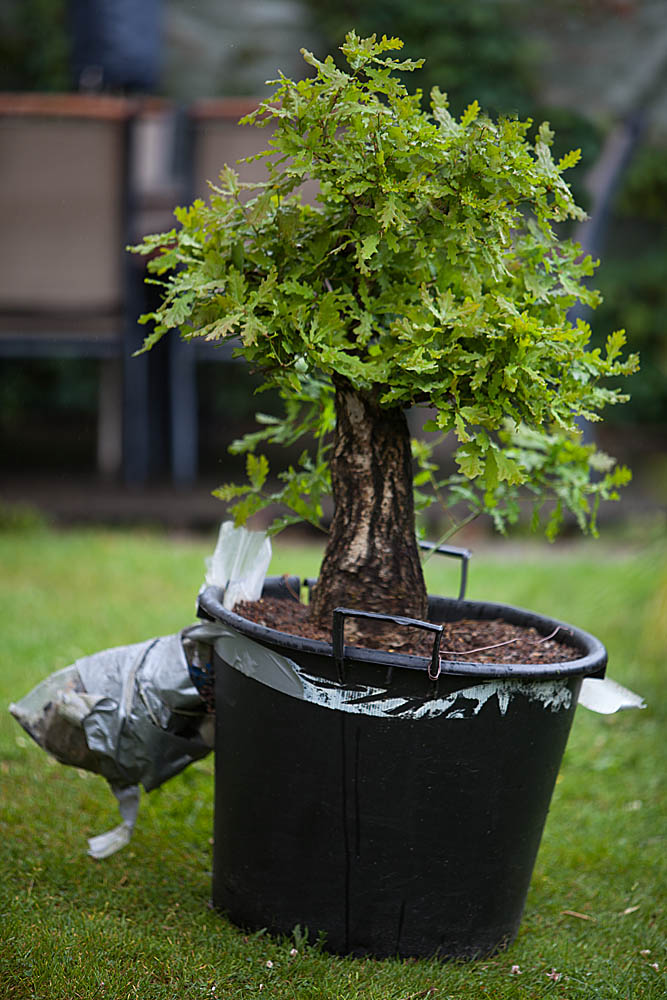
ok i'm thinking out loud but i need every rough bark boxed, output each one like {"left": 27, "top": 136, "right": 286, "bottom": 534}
{"left": 309, "top": 382, "right": 427, "bottom": 635}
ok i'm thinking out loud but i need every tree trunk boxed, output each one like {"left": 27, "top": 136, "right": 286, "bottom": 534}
{"left": 309, "top": 382, "right": 427, "bottom": 636}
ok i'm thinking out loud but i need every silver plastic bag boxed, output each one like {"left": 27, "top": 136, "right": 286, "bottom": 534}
{"left": 9, "top": 628, "right": 215, "bottom": 857}
{"left": 8, "top": 522, "right": 273, "bottom": 858}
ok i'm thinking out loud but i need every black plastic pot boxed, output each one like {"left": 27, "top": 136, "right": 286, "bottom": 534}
{"left": 197, "top": 553, "right": 606, "bottom": 960}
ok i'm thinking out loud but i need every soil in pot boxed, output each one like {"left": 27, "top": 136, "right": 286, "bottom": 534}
{"left": 234, "top": 595, "right": 580, "bottom": 664}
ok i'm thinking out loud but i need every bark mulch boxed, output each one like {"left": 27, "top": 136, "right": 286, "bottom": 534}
{"left": 234, "top": 597, "right": 580, "bottom": 664}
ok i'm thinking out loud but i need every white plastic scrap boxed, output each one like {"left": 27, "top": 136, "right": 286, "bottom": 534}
{"left": 87, "top": 784, "right": 140, "bottom": 860}
{"left": 205, "top": 521, "right": 271, "bottom": 610}
{"left": 578, "top": 677, "right": 646, "bottom": 714}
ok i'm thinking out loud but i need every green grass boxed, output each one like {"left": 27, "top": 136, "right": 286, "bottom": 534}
{"left": 0, "top": 522, "right": 665, "bottom": 999}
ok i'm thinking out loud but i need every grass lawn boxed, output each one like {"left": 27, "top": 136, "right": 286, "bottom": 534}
{"left": 0, "top": 521, "right": 665, "bottom": 999}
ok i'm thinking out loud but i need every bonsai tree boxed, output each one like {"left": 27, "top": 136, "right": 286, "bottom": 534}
{"left": 132, "top": 32, "right": 637, "bottom": 630}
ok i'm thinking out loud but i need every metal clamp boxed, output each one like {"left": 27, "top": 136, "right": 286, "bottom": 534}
{"left": 419, "top": 541, "right": 471, "bottom": 601}
{"left": 332, "top": 607, "right": 444, "bottom": 683}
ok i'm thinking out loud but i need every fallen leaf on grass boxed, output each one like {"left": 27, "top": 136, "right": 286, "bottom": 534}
{"left": 561, "top": 909, "right": 596, "bottom": 921}
{"left": 622, "top": 905, "right": 640, "bottom": 915}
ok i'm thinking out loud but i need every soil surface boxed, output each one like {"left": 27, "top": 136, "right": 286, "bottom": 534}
{"left": 234, "top": 597, "right": 580, "bottom": 664}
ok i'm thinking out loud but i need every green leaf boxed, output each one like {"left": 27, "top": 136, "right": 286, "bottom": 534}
{"left": 133, "top": 325, "right": 167, "bottom": 355}
{"left": 557, "top": 148, "right": 582, "bottom": 171}
{"left": 359, "top": 233, "right": 380, "bottom": 262}
{"left": 378, "top": 194, "right": 401, "bottom": 230}
{"left": 430, "top": 87, "right": 458, "bottom": 135}
{"left": 606, "top": 329, "right": 627, "bottom": 362}
{"left": 247, "top": 453, "right": 269, "bottom": 489}
{"left": 460, "top": 100, "right": 480, "bottom": 127}
{"left": 455, "top": 444, "right": 484, "bottom": 479}
{"left": 494, "top": 448, "right": 524, "bottom": 486}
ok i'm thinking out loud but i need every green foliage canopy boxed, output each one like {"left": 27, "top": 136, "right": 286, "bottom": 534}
{"left": 132, "top": 32, "right": 637, "bottom": 537}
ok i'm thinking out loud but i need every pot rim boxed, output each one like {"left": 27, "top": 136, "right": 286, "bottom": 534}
{"left": 197, "top": 582, "right": 607, "bottom": 681}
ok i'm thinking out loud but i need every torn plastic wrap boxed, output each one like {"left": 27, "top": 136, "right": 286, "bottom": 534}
{"left": 9, "top": 628, "right": 216, "bottom": 858}
{"left": 205, "top": 521, "right": 272, "bottom": 610}
{"left": 75, "top": 632, "right": 213, "bottom": 792}
{"left": 579, "top": 676, "right": 646, "bottom": 714}
{"left": 87, "top": 785, "right": 141, "bottom": 860}
{"left": 8, "top": 522, "right": 272, "bottom": 860}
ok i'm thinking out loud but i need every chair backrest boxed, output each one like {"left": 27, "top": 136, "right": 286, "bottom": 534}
{"left": 0, "top": 93, "right": 135, "bottom": 315}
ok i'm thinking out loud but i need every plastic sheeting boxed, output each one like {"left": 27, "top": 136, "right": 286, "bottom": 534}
{"left": 8, "top": 522, "right": 271, "bottom": 858}
{"left": 9, "top": 626, "right": 217, "bottom": 858}
{"left": 205, "top": 521, "right": 272, "bottom": 610}
{"left": 11, "top": 631, "right": 213, "bottom": 792}
{"left": 579, "top": 676, "right": 646, "bottom": 714}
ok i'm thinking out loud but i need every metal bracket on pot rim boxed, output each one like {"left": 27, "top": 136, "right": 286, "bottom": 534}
{"left": 329, "top": 542, "right": 471, "bottom": 682}
{"left": 333, "top": 607, "right": 445, "bottom": 684}
{"left": 419, "top": 540, "right": 472, "bottom": 601}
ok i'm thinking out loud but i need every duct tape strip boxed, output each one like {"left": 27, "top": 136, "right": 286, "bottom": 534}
{"left": 211, "top": 625, "right": 578, "bottom": 720}
{"left": 208, "top": 624, "right": 645, "bottom": 719}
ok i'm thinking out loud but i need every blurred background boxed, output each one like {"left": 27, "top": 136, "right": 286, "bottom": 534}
{"left": 0, "top": 0, "right": 665, "bottom": 535}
